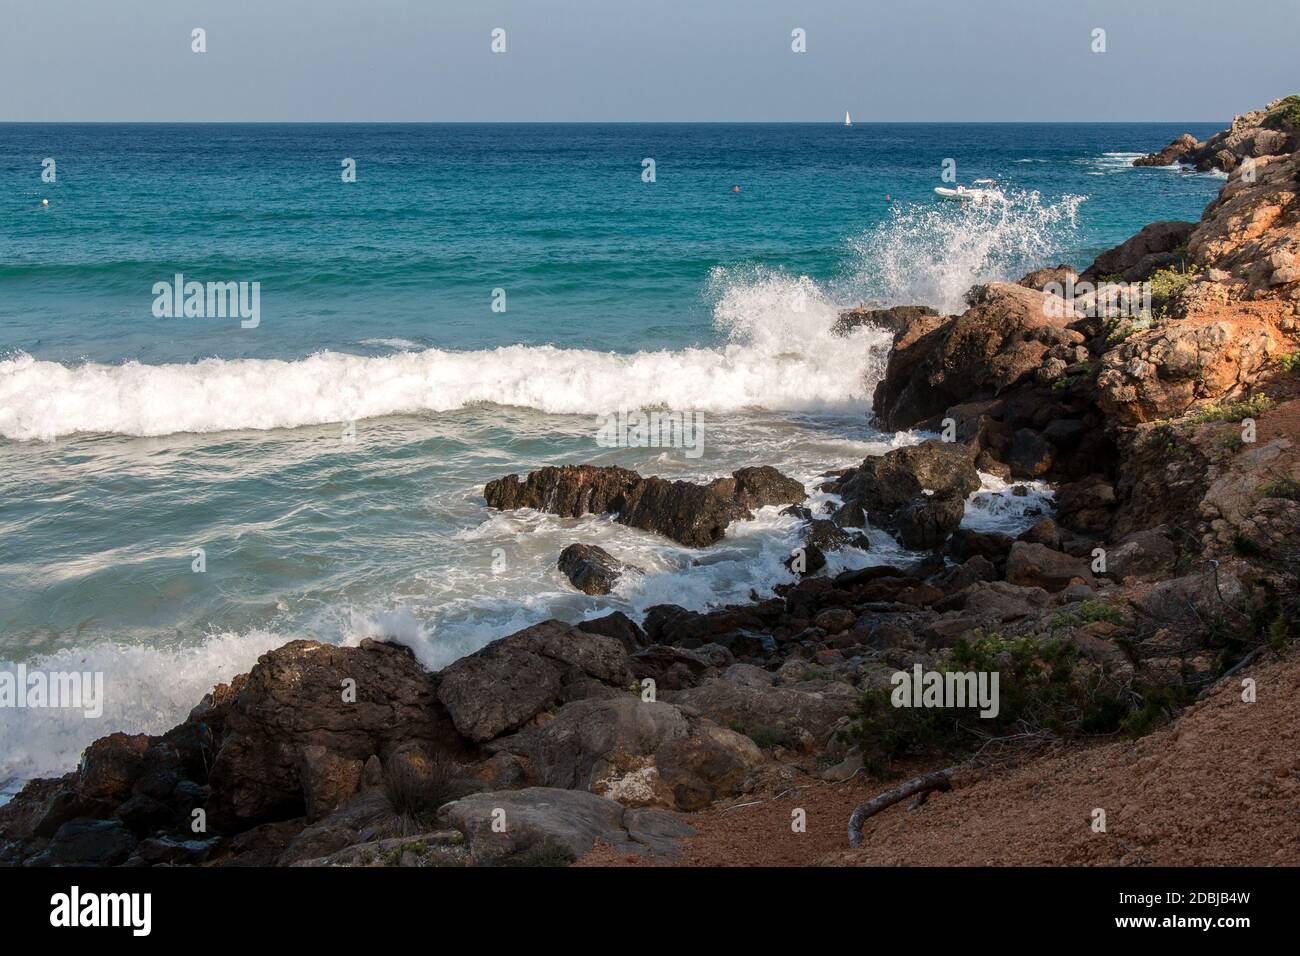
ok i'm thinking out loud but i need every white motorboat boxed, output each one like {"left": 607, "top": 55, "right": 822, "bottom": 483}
{"left": 934, "top": 179, "right": 1003, "bottom": 203}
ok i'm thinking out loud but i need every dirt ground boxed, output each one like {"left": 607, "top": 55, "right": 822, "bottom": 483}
{"left": 578, "top": 648, "right": 1300, "bottom": 867}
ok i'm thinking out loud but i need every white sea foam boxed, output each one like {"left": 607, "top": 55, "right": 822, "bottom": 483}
{"left": 0, "top": 630, "right": 283, "bottom": 801}
{"left": 1, "top": 291, "right": 890, "bottom": 441}
{"left": 3, "top": 189, "right": 1085, "bottom": 442}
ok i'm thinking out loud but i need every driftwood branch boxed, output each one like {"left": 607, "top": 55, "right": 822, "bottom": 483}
{"left": 847, "top": 768, "right": 955, "bottom": 849}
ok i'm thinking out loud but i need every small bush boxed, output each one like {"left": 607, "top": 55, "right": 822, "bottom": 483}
{"left": 1232, "top": 534, "right": 1264, "bottom": 558}
{"left": 841, "top": 635, "right": 1133, "bottom": 775}
{"left": 1262, "top": 95, "right": 1300, "bottom": 130}
{"left": 1258, "top": 478, "right": 1300, "bottom": 501}
{"left": 1053, "top": 600, "right": 1124, "bottom": 628}
{"left": 1118, "top": 683, "right": 1199, "bottom": 738}
{"left": 1187, "top": 394, "right": 1274, "bottom": 425}
{"left": 1148, "top": 263, "right": 1199, "bottom": 317}
{"left": 383, "top": 750, "right": 464, "bottom": 825}
{"left": 1278, "top": 352, "right": 1300, "bottom": 374}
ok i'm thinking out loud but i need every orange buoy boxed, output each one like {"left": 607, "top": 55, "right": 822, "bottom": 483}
{"left": 732, "top": 185, "right": 740, "bottom": 193}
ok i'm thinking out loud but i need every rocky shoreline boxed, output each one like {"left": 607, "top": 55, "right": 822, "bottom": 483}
{"left": 3, "top": 99, "right": 1299, "bottom": 868}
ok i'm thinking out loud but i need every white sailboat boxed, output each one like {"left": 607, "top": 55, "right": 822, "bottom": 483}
{"left": 844, "top": 111, "right": 852, "bottom": 127}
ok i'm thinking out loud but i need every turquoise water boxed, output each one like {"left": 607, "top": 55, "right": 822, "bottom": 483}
{"left": 0, "top": 122, "right": 1224, "bottom": 792}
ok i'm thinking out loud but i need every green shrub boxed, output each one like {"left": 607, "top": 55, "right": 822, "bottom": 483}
{"left": 1258, "top": 478, "right": 1300, "bottom": 501}
{"left": 382, "top": 750, "right": 465, "bottom": 825}
{"left": 841, "top": 635, "right": 1134, "bottom": 775}
{"left": 1052, "top": 600, "right": 1124, "bottom": 629}
{"left": 1118, "top": 683, "right": 1199, "bottom": 738}
{"left": 1187, "top": 394, "right": 1273, "bottom": 425}
{"left": 1147, "top": 263, "right": 1200, "bottom": 318}
{"left": 1232, "top": 534, "right": 1264, "bottom": 558}
{"left": 1262, "top": 95, "right": 1300, "bottom": 130}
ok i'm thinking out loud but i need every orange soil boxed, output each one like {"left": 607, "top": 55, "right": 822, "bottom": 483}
{"left": 579, "top": 648, "right": 1300, "bottom": 867}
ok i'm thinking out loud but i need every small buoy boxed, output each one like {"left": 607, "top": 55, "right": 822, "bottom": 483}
{"left": 42, "top": 199, "right": 49, "bottom": 206}
{"left": 884, "top": 194, "right": 891, "bottom": 202}
{"left": 732, "top": 185, "right": 740, "bottom": 193}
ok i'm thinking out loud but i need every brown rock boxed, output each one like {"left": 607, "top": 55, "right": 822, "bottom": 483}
{"left": 1005, "top": 541, "right": 1096, "bottom": 592}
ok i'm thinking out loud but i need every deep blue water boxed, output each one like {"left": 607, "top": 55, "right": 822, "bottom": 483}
{"left": 2, "top": 122, "right": 1224, "bottom": 363}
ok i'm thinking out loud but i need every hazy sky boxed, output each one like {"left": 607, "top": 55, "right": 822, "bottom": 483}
{"left": 3, "top": 0, "right": 1295, "bottom": 121}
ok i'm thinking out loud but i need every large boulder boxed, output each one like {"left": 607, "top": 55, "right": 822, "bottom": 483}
{"left": 439, "top": 788, "right": 694, "bottom": 865}
{"left": 436, "top": 621, "right": 633, "bottom": 744}
{"left": 665, "top": 678, "right": 858, "bottom": 747}
{"left": 1095, "top": 313, "right": 1279, "bottom": 424}
{"left": 485, "top": 697, "right": 691, "bottom": 801}
{"left": 706, "top": 466, "right": 806, "bottom": 512}
{"left": 839, "top": 441, "right": 981, "bottom": 516}
{"left": 894, "top": 494, "right": 966, "bottom": 550}
{"left": 486, "top": 696, "right": 763, "bottom": 812}
{"left": 24, "top": 818, "right": 137, "bottom": 867}
{"left": 872, "top": 283, "right": 1085, "bottom": 431}
{"left": 207, "top": 639, "right": 459, "bottom": 826}
{"left": 1004, "top": 541, "right": 1096, "bottom": 592}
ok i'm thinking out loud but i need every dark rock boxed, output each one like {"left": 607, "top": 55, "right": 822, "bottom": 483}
{"left": 895, "top": 494, "right": 965, "bottom": 550}
{"left": 630, "top": 645, "right": 718, "bottom": 691}
{"left": 437, "top": 620, "right": 633, "bottom": 743}
{"left": 78, "top": 733, "right": 151, "bottom": 801}
{"left": 1054, "top": 475, "right": 1117, "bottom": 535}
{"left": 945, "top": 527, "right": 1015, "bottom": 573}
{"left": 208, "top": 638, "right": 462, "bottom": 827}
{"left": 707, "top": 466, "right": 806, "bottom": 512}
{"left": 841, "top": 440, "right": 980, "bottom": 516}
{"left": 577, "top": 611, "right": 647, "bottom": 654}
{"left": 27, "top": 818, "right": 136, "bottom": 867}
{"left": 1008, "top": 428, "right": 1054, "bottom": 478}
{"left": 133, "top": 836, "right": 219, "bottom": 866}
{"left": 1019, "top": 517, "right": 1062, "bottom": 550}
{"left": 1004, "top": 541, "right": 1096, "bottom": 592}
{"left": 833, "top": 304, "right": 939, "bottom": 337}
{"left": 485, "top": 463, "right": 805, "bottom": 548}
{"left": 557, "top": 544, "right": 637, "bottom": 595}
{"left": 113, "top": 793, "right": 175, "bottom": 835}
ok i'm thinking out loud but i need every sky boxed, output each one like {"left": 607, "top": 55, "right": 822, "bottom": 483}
{"left": 2, "top": 0, "right": 1296, "bottom": 122}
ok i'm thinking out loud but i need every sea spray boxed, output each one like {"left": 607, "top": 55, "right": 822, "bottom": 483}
{"left": 840, "top": 189, "right": 1086, "bottom": 314}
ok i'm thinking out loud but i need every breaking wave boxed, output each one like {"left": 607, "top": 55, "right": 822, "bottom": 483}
{"left": 838, "top": 188, "right": 1085, "bottom": 314}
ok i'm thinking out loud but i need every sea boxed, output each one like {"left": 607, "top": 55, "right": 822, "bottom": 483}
{"left": 0, "top": 121, "right": 1225, "bottom": 797}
